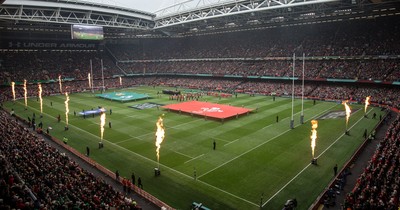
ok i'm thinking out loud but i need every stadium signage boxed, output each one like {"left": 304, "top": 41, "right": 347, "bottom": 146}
{"left": 7, "top": 41, "right": 97, "bottom": 49}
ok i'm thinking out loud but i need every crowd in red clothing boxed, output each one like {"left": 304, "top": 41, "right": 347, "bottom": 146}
{"left": 0, "top": 51, "right": 119, "bottom": 83}
{"left": 344, "top": 114, "right": 400, "bottom": 210}
{"left": 108, "top": 18, "right": 400, "bottom": 60}
{"left": 1, "top": 76, "right": 399, "bottom": 111}
{"left": 117, "top": 59, "right": 399, "bottom": 82}
{"left": 1, "top": 17, "right": 399, "bottom": 84}
{"left": 0, "top": 110, "right": 141, "bottom": 209}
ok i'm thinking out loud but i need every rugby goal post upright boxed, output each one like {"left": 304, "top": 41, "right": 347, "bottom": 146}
{"left": 90, "top": 59, "right": 94, "bottom": 93}
{"left": 290, "top": 53, "right": 295, "bottom": 129}
{"left": 101, "top": 59, "right": 105, "bottom": 92}
{"left": 300, "top": 53, "right": 305, "bottom": 124}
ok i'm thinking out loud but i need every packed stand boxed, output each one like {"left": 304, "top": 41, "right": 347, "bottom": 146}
{"left": 0, "top": 50, "right": 120, "bottom": 83}
{"left": 344, "top": 114, "right": 400, "bottom": 209}
{"left": 108, "top": 17, "right": 400, "bottom": 60}
{"left": 308, "top": 85, "right": 400, "bottom": 110}
{"left": 0, "top": 110, "right": 141, "bottom": 209}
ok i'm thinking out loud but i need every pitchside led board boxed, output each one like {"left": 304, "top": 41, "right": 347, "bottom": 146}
{"left": 71, "top": 24, "right": 104, "bottom": 40}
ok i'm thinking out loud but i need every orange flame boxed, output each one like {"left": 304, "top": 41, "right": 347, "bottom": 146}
{"left": 23, "top": 80, "right": 27, "bottom": 107}
{"left": 342, "top": 101, "right": 351, "bottom": 129}
{"left": 364, "top": 96, "right": 370, "bottom": 114}
{"left": 65, "top": 92, "right": 69, "bottom": 126}
{"left": 119, "top": 76, "right": 122, "bottom": 86}
{"left": 310, "top": 120, "right": 318, "bottom": 158}
{"left": 88, "top": 73, "right": 91, "bottom": 88}
{"left": 100, "top": 112, "right": 106, "bottom": 140}
{"left": 11, "top": 82, "right": 15, "bottom": 101}
{"left": 58, "top": 75, "right": 63, "bottom": 94}
{"left": 155, "top": 114, "right": 165, "bottom": 164}
{"left": 38, "top": 84, "right": 43, "bottom": 113}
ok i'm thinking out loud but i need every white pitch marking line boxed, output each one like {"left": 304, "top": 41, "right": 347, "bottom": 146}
{"left": 262, "top": 102, "right": 322, "bottom": 130}
{"left": 115, "top": 137, "right": 138, "bottom": 144}
{"left": 213, "top": 137, "right": 230, "bottom": 143}
{"left": 262, "top": 108, "right": 373, "bottom": 207}
{"left": 184, "top": 154, "right": 205, "bottom": 164}
{"left": 198, "top": 103, "right": 338, "bottom": 179}
{"left": 223, "top": 138, "right": 240, "bottom": 146}
{"left": 169, "top": 118, "right": 204, "bottom": 129}
{"left": 175, "top": 150, "right": 194, "bottom": 159}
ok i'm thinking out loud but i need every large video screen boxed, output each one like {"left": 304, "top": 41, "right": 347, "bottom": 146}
{"left": 71, "top": 24, "right": 104, "bottom": 40}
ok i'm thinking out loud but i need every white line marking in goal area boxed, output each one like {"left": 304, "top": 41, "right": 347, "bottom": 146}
{"left": 115, "top": 137, "right": 140, "bottom": 144}
{"left": 223, "top": 138, "right": 240, "bottom": 146}
{"left": 198, "top": 103, "right": 338, "bottom": 179}
{"left": 262, "top": 109, "right": 373, "bottom": 207}
{"left": 213, "top": 137, "right": 230, "bottom": 143}
{"left": 184, "top": 154, "right": 204, "bottom": 164}
{"left": 175, "top": 150, "right": 194, "bottom": 159}
{"left": 262, "top": 102, "right": 320, "bottom": 130}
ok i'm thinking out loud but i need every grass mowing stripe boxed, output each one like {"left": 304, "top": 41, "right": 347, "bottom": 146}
{"left": 262, "top": 108, "right": 373, "bottom": 207}
{"left": 198, "top": 102, "right": 338, "bottom": 179}
{"left": 17, "top": 99, "right": 258, "bottom": 207}
{"left": 261, "top": 102, "right": 323, "bottom": 130}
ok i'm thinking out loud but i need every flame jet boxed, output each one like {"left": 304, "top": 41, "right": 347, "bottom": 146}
{"left": 11, "top": 82, "right": 15, "bottom": 101}
{"left": 65, "top": 92, "right": 69, "bottom": 126}
{"left": 155, "top": 114, "right": 165, "bottom": 168}
{"left": 23, "top": 80, "right": 27, "bottom": 108}
{"left": 100, "top": 112, "right": 106, "bottom": 140}
{"left": 310, "top": 120, "right": 318, "bottom": 158}
{"left": 342, "top": 101, "right": 351, "bottom": 132}
{"left": 365, "top": 96, "right": 371, "bottom": 114}
{"left": 38, "top": 84, "right": 43, "bottom": 113}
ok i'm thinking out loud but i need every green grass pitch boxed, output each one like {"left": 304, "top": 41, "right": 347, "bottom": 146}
{"left": 4, "top": 86, "right": 384, "bottom": 209}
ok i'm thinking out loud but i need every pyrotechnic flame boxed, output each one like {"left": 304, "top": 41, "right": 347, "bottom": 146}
{"left": 65, "top": 92, "right": 69, "bottom": 126}
{"left": 119, "top": 76, "right": 122, "bottom": 86}
{"left": 11, "top": 82, "right": 16, "bottom": 101}
{"left": 310, "top": 120, "right": 318, "bottom": 158}
{"left": 155, "top": 114, "right": 165, "bottom": 164}
{"left": 100, "top": 112, "right": 106, "bottom": 140}
{"left": 88, "top": 73, "right": 91, "bottom": 88}
{"left": 58, "top": 75, "right": 63, "bottom": 94}
{"left": 38, "top": 84, "right": 43, "bottom": 113}
{"left": 365, "top": 96, "right": 371, "bottom": 114}
{"left": 342, "top": 101, "right": 351, "bottom": 128}
{"left": 23, "top": 80, "right": 27, "bottom": 107}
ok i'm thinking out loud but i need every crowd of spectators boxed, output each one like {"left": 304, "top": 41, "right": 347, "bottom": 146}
{"left": 0, "top": 50, "right": 119, "bottom": 83}
{"left": 344, "top": 114, "right": 400, "bottom": 210}
{"left": 0, "top": 110, "right": 141, "bottom": 209}
{"left": 308, "top": 84, "right": 400, "bottom": 109}
{"left": 108, "top": 18, "right": 400, "bottom": 60}
{"left": 1, "top": 18, "right": 399, "bottom": 84}
{"left": 1, "top": 76, "right": 398, "bottom": 111}
{"left": 118, "top": 59, "right": 399, "bottom": 81}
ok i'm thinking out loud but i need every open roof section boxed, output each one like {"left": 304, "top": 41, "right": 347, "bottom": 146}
{"left": 1, "top": 0, "right": 399, "bottom": 37}
{"left": 154, "top": 0, "right": 340, "bottom": 28}
{"left": 1, "top": 0, "right": 155, "bottom": 29}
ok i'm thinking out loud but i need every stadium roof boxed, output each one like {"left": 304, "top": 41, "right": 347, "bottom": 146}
{"left": 1, "top": 0, "right": 399, "bottom": 37}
